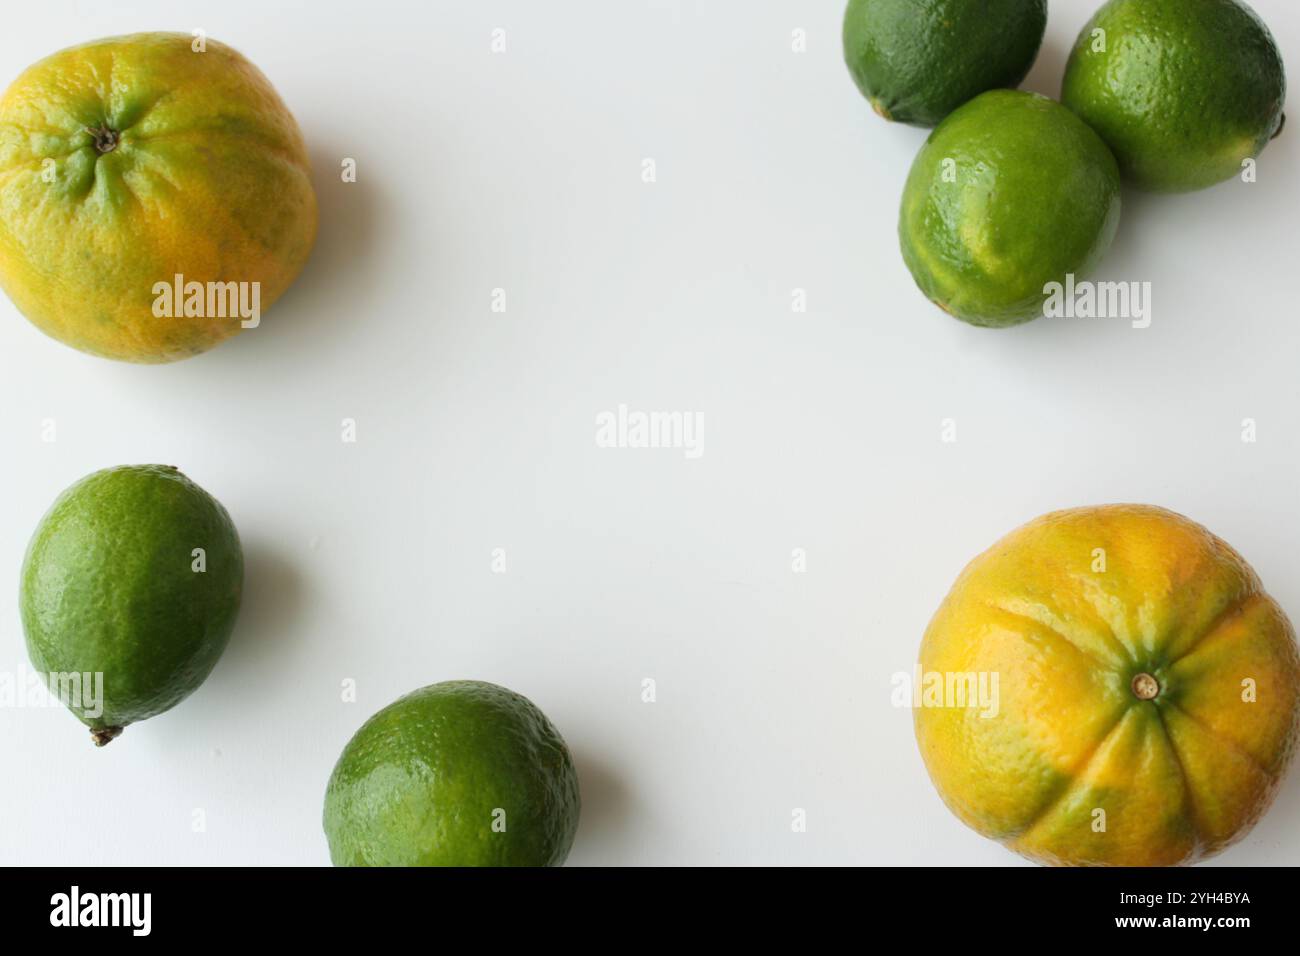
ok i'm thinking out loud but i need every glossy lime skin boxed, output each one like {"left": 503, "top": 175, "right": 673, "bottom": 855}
{"left": 1062, "top": 0, "right": 1286, "bottom": 192}
{"left": 21, "top": 465, "right": 243, "bottom": 742}
{"left": 323, "top": 681, "right": 581, "bottom": 867}
{"left": 843, "top": 0, "right": 1047, "bottom": 127}
{"left": 899, "top": 90, "right": 1122, "bottom": 327}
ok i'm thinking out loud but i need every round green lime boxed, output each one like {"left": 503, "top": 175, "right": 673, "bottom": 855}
{"left": 1062, "top": 0, "right": 1286, "bottom": 192}
{"left": 843, "top": 0, "right": 1047, "bottom": 127}
{"left": 323, "top": 680, "right": 581, "bottom": 867}
{"left": 21, "top": 464, "right": 243, "bottom": 745}
{"left": 899, "top": 90, "right": 1122, "bottom": 327}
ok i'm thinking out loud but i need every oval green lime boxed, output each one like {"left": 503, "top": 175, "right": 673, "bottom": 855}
{"left": 323, "top": 680, "right": 581, "bottom": 867}
{"left": 899, "top": 90, "right": 1122, "bottom": 327}
{"left": 1061, "top": 0, "right": 1286, "bottom": 192}
{"left": 20, "top": 465, "right": 243, "bottom": 745}
{"left": 843, "top": 0, "right": 1047, "bottom": 127}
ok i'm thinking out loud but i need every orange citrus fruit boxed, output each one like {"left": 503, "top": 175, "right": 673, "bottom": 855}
{"left": 0, "top": 33, "right": 317, "bottom": 362}
{"left": 916, "top": 504, "right": 1300, "bottom": 865}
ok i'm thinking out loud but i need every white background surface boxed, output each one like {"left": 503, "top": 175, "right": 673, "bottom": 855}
{"left": 0, "top": 0, "right": 1298, "bottom": 866}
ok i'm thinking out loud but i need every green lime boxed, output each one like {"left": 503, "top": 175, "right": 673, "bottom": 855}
{"left": 21, "top": 465, "right": 243, "bottom": 746}
{"left": 1062, "top": 0, "right": 1286, "bottom": 192}
{"left": 843, "top": 0, "right": 1047, "bottom": 127}
{"left": 323, "top": 681, "right": 581, "bottom": 867}
{"left": 899, "top": 90, "right": 1122, "bottom": 327}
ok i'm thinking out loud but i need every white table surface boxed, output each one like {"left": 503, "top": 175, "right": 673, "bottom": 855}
{"left": 1, "top": 0, "right": 1297, "bottom": 866}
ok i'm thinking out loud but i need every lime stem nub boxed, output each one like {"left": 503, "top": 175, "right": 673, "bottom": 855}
{"left": 90, "top": 726, "right": 123, "bottom": 747}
